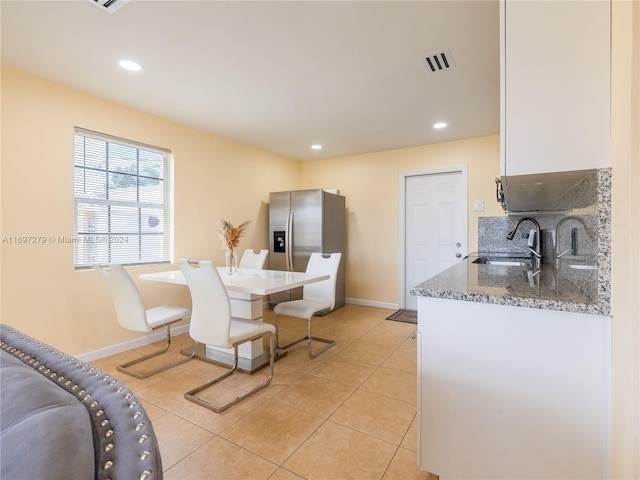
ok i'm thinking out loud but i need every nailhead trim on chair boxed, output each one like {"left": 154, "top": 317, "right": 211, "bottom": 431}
{"left": 0, "top": 325, "right": 163, "bottom": 480}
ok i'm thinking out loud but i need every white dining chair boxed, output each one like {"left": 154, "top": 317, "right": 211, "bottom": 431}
{"left": 239, "top": 249, "right": 269, "bottom": 269}
{"left": 273, "top": 252, "right": 342, "bottom": 358}
{"left": 178, "top": 258, "right": 276, "bottom": 413}
{"left": 93, "top": 263, "right": 192, "bottom": 379}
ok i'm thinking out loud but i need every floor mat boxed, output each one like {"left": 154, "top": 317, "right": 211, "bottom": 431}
{"left": 386, "top": 309, "right": 417, "bottom": 324}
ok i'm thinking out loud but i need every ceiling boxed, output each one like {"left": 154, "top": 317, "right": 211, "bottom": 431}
{"left": 1, "top": 0, "right": 500, "bottom": 161}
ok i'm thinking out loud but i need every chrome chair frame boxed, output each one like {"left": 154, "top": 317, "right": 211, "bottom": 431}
{"left": 116, "top": 323, "right": 192, "bottom": 379}
{"left": 273, "top": 252, "right": 341, "bottom": 359}
{"left": 93, "top": 263, "right": 192, "bottom": 379}
{"left": 179, "top": 258, "right": 276, "bottom": 413}
{"left": 275, "top": 313, "right": 336, "bottom": 359}
{"left": 185, "top": 336, "right": 275, "bottom": 413}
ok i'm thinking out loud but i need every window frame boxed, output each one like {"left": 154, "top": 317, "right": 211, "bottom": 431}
{"left": 73, "top": 127, "right": 174, "bottom": 269}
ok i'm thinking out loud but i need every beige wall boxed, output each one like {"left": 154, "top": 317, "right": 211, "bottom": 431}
{"left": 610, "top": 1, "right": 640, "bottom": 478}
{"left": 0, "top": 66, "right": 300, "bottom": 354}
{"left": 299, "top": 135, "right": 503, "bottom": 304}
{"left": 1, "top": 66, "right": 504, "bottom": 356}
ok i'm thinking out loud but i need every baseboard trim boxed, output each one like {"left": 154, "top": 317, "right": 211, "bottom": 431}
{"left": 345, "top": 297, "right": 399, "bottom": 310}
{"left": 76, "top": 324, "right": 190, "bottom": 363}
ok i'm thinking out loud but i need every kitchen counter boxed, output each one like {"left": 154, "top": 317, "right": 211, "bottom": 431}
{"left": 410, "top": 252, "right": 606, "bottom": 315}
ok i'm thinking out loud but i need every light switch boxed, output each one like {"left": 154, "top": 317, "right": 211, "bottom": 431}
{"left": 472, "top": 201, "right": 484, "bottom": 212}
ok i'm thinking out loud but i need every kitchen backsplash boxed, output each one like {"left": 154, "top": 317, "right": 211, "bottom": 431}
{"left": 477, "top": 168, "right": 611, "bottom": 309}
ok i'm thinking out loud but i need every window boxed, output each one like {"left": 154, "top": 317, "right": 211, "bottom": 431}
{"left": 73, "top": 128, "right": 173, "bottom": 268}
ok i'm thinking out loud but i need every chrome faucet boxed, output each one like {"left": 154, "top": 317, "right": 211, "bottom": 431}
{"left": 506, "top": 216, "right": 542, "bottom": 268}
{"left": 554, "top": 216, "right": 594, "bottom": 269}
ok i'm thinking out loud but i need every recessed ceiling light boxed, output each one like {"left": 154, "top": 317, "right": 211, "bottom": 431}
{"left": 119, "top": 60, "right": 142, "bottom": 72}
{"left": 311, "top": 144, "right": 323, "bottom": 150}
{"left": 433, "top": 122, "right": 447, "bottom": 129}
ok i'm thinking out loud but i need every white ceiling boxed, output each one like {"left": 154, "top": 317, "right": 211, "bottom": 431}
{"left": 1, "top": 0, "right": 500, "bottom": 161}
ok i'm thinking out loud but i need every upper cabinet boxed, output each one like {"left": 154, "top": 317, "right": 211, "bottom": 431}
{"left": 500, "top": 0, "right": 611, "bottom": 177}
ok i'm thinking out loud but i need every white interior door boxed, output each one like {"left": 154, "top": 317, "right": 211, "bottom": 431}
{"left": 403, "top": 169, "right": 467, "bottom": 310}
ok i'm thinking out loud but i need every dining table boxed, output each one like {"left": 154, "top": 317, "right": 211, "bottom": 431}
{"left": 140, "top": 266, "right": 329, "bottom": 373}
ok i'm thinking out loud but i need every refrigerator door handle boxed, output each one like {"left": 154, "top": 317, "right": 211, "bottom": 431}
{"left": 286, "top": 209, "right": 293, "bottom": 271}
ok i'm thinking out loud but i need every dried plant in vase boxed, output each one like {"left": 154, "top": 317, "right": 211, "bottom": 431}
{"left": 218, "top": 219, "right": 251, "bottom": 274}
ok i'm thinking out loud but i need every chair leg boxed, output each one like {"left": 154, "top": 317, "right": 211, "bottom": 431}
{"left": 306, "top": 316, "right": 335, "bottom": 359}
{"left": 275, "top": 313, "right": 335, "bottom": 359}
{"left": 185, "top": 335, "right": 275, "bottom": 413}
{"left": 117, "top": 324, "right": 193, "bottom": 379}
{"left": 275, "top": 313, "right": 308, "bottom": 352}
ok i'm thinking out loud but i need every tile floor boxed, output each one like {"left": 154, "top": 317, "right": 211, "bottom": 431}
{"left": 92, "top": 305, "right": 438, "bottom": 480}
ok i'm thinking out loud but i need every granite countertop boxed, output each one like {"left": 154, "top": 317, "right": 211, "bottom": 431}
{"left": 410, "top": 252, "right": 606, "bottom": 315}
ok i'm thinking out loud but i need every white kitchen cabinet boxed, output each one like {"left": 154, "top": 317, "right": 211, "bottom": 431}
{"left": 417, "top": 296, "right": 610, "bottom": 479}
{"left": 500, "top": 0, "right": 610, "bottom": 176}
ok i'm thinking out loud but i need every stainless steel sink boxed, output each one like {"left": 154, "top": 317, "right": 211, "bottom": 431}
{"left": 472, "top": 257, "right": 532, "bottom": 267}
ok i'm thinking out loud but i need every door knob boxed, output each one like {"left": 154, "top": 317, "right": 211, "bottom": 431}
{"left": 456, "top": 253, "right": 462, "bottom": 258}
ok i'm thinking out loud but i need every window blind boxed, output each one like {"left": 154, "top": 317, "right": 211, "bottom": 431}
{"left": 73, "top": 128, "right": 173, "bottom": 268}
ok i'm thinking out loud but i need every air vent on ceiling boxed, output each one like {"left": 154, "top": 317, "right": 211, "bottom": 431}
{"left": 88, "top": 0, "right": 130, "bottom": 13}
{"left": 421, "top": 48, "right": 456, "bottom": 74}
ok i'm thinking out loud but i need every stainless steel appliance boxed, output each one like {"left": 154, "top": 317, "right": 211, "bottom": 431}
{"left": 268, "top": 189, "right": 345, "bottom": 311}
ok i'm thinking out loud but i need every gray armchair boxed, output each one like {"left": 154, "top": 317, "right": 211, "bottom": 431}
{"left": 0, "top": 324, "right": 163, "bottom": 480}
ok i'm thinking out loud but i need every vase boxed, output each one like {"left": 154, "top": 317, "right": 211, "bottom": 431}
{"left": 225, "top": 249, "right": 238, "bottom": 275}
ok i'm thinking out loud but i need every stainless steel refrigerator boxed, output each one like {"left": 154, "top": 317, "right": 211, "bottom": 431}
{"left": 268, "top": 189, "right": 345, "bottom": 311}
